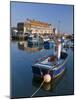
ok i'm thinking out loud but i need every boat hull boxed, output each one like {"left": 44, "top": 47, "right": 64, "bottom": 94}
{"left": 32, "top": 64, "right": 65, "bottom": 79}
{"left": 32, "top": 52, "right": 68, "bottom": 79}
{"left": 52, "top": 65, "right": 65, "bottom": 78}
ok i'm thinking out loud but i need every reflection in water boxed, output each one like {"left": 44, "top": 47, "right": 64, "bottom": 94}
{"left": 18, "top": 41, "right": 43, "bottom": 52}
{"left": 17, "top": 40, "right": 55, "bottom": 53}
{"left": 70, "top": 46, "right": 74, "bottom": 51}
{"left": 32, "top": 71, "right": 66, "bottom": 92}
{"left": 11, "top": 40, "right": 74, "bottom": 98}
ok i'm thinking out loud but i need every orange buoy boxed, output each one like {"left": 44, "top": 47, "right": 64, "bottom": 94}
{"left": 43, "top": 74, "right": 51, "bottom": 83}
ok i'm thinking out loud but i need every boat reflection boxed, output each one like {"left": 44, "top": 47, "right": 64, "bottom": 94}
{"left": 17, "top": 41, "right": 43, "bottom": 52}
{"left": 32, "top": 71, "right": 66, "bottom": 92}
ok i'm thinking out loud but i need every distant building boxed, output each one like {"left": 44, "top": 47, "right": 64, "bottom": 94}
{"left": 17, "top": 23, "right": 24, "bottom": 34}
{"left": 11, "top": 26, "right": 18, "bottom": 36}
{"left": 24, "top": 19, "right": 54, "bottom": 35}
{"left": 17, "top": 19, "right": 56, "bottom": 35}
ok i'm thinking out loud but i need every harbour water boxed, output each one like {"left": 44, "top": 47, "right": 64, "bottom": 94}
{"left": 11, "top": 41, "right": 74, "bottom": 98}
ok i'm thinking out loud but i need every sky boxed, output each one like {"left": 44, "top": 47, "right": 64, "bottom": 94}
{"left": 10, "top": 1, "right": 74, "bottom": 34}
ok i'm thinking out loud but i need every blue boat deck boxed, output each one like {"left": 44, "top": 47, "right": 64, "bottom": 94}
{"left": 33, "top": 57, "right": 65, "bottom": 70}
{"left": 32, "top": 52, "right": 68, "bottom": 78}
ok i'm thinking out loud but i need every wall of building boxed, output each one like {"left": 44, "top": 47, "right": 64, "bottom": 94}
{"left": 24, "top": 19, "right": 54, "bottom": 35}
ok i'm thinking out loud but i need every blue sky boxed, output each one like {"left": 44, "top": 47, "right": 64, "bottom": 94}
{"left": 11, "top": 2, "right": 73, "bottom": 34}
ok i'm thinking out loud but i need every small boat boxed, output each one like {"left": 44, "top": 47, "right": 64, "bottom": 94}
{"left": 44, "top": 40, "right": 55, "bottom": 49}
{"left": 28, "top": 34, "right": 43, "bottom": 46}
{"left": 43, "top": 38, "right": 50, "bottom": 42}
{"left": 32, "top": 40, "right": 68, "bottom": 80}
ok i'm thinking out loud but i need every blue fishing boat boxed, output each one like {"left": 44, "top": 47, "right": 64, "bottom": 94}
{"left": 28, "top": 34, "right": 43, "bottom": 46}
{"left": 32, "top": 40, "right": 68, "bottom": 80}
{"left": 43, "top": 39, "right": 55, "bottom": 49}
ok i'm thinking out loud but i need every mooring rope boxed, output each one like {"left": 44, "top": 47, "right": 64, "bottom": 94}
{"left": 30, "top": 80, "right": 45, "bottom": 97}
{"left": 30, "top": 63, "right": 52, "bottom": 97}
{"left": 31, "top": 63, "right": 55, "bottom": 97}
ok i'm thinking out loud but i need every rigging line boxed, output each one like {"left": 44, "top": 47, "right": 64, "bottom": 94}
{"left": 30, "top": 80, "right": 45, "bottom": 98}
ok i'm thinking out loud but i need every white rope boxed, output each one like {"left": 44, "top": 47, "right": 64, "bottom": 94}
{"left": 31, "top": 61, "right": 53, "bottom": 97}
{"left": 30, "top": 80, "right": 45, "bottom": 97}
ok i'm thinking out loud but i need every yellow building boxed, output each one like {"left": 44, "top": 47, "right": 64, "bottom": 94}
{"left": 24, "top": 19, "right": 54, "bottom": 35}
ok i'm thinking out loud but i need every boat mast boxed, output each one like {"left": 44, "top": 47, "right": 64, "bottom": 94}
{"left": 58, "top": 20, "right": 61, "bottom": 34}
{"left": 54, "top": 20, "right": 61, "bottom": 60}
{"left": 57, "top": 40, "right": 62, "bottom": 60}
